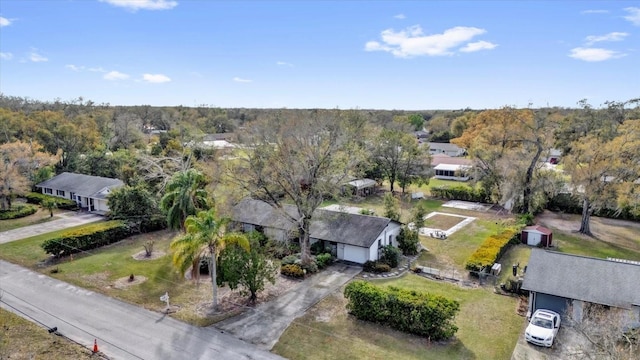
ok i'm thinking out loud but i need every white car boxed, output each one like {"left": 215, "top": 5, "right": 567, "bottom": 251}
{"left": 525, "top": 309, "right": 561, "bottom": 347}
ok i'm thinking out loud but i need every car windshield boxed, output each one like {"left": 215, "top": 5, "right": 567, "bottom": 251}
{"left": 532, "top": 317, "right": 553, "bottom": 329}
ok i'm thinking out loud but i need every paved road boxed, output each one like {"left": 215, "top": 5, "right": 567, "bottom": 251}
{"left": 0, "top": 260, "right": 284, "bottom": 360}
{"left": 0, "top": 212, "right": 104, "bottom": 244}
{"left": 215, "top": 263, "right": 361, "bottom": 350}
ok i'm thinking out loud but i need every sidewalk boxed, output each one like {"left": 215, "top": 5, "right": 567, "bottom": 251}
{"left": 0, "top": 212, "right": 103, "bottom": 244}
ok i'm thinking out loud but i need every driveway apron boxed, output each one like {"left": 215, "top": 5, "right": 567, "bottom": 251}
{"left": 214, "top": 263, "right": 361, "bottom": 350}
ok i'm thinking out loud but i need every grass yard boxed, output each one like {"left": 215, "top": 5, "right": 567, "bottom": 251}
{"left": 495, "top": 245, "right": 533, "bottom": 285}
{"left": 273, "top": 274, "right": 522, "bottom": 360}
{"left": 0, "top": 207, "right": 63, "bottom": 232}
{"left": 417, "top": 219, "right": 508, "bottom": 271}
{"left": 423, "top": 214, "right": 465, "bottom": 230}
{"left": 553, "top": 231, "right": 640, "bottom": 261}
{"left": 0, "top": 308, "right": 93, "bottom": 359}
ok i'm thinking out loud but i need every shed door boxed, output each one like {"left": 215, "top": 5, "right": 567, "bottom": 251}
{"left": 534, "top": 293, "right": 570, "bottom": 317}
{"left": 527, "top": 232, "right": 541, "bottom": 246}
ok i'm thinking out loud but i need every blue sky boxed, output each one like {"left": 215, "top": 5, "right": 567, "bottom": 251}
{"left": 0, "top": 1, "right": 638, "bottom": 110}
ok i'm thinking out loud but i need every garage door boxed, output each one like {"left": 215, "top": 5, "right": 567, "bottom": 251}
{"left": 534, "top": 293, "right": 570, "bottom": 317}
{"left": 527, "top": 232, "right": 541, "bottom": 246}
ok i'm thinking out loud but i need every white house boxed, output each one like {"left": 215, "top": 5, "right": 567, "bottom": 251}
{"left": 427, "top": 142, "right": 465, "bottom": 157}
{"left": 36, "top": 172, "right": 124, "bottom": 213}
{"left": 231, "top": 198, "right": 402, "bottom": 264}
{"left": 433, "top": 164, "right": 472, "bottom": 181}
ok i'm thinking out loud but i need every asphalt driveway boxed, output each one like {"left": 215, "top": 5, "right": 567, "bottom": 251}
{"left": 215, "top": 263, "right": 361, "bottom": 350}
{"left": 0, "top": 211, "right": 103, "bottom": 244}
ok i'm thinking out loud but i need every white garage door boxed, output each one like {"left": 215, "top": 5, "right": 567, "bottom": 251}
{"left": 343, "top": 245, "right": 367, "bottom": 264}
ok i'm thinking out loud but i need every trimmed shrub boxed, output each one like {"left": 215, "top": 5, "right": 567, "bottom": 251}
{"left": 363, "top": 260, "right": 377, "bottom": 273}
{"left": 25, "top": 192, "right": 78, "bottom": 210}
{"left": 310, "top": 241, "right": 327, "bottom": 255}
{"left": 139, "top": 216, "right": 167, "bottom": 233}
{"left": 344, "top": 280, "right": 460, "bottom": 340}
{"left": 397, "top": 227, "right": 420, "bottom": 256}
{"left": 41, "top": 220, "right": 130, "bottom": 257}
{"left": 0, "top": 204, "right": 38, "bottom": 220}
{"left": 301, "top": 260, "right": 319, "bottom": 274}
{"left": 316, "top": 253, "right": 333, "bottom": 269}
{"left": 465, "top": 229, "right": 518, "bottom": 272}
{"left": 281, "top": 264, "right": 305, "bottom": 278}
{"left": 281, "top": 254, "right": 298, "bottom": 265}
{"left": 380, "top": 245, "right": 400, "bottom": 268}
{"left": 430, "top": 185, "right": 489, "bottom": 203}
{"left": 374, "top": 263, "right": 391, "bottom": 273}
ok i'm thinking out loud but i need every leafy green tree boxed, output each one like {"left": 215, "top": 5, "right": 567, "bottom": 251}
{"left": 160, "top": 169, "right": 209, "bottom": 231}
{"left": 107, "top": 184, "right": 161, "bottom": 229}
{"left": 411, "top": 205, "right": 427, "bottom": 229}
{"left": 373, "top": 126, "right": 428, "bottom": 193}
{"left": 380, "top": 245, "right": 400, "bottom": 268}
{"left": 397, "top": 226, "right": 420, "bottom": 255}
{"left": 383, "top": 192, "right": 400, "bottom": 221}
{"left": 408, "top": 114, "right": 425, "bottom": 130}
{"left": 218, "top": 233, "right": 278, "bottom": 303}
{"left": 169, "top": 209, "right": 250, "bottom": 309}
{"left": 41, "top": 197, "right": 57, "bottom": 217}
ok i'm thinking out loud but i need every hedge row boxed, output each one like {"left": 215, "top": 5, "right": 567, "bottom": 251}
{"left": 430, "top": 186, "right": 489, "bottom": 203}
{"left": 465, "top": 229, "right": 518, "bottom": 272}
{"left": 25, "top": 192, "right": 78, "bottom": 210}
{"left": 344, "top": 280, "right": 460, "bottom": 340}
{"left": 41, "top": 220, "right": 130, "bottom": 257}
{"left": 0, "top": 204, "right": 38, "bottom": 220}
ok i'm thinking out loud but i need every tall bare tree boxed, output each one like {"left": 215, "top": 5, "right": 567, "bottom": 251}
{"left": 229, "top": 110, "right": 366, "bottom": 264}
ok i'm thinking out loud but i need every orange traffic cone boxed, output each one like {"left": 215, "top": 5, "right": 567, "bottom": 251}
{"left": 93, "top": 339, "right": 99, "bottom": 353}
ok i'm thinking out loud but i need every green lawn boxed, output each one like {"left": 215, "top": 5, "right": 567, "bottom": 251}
{"left": 417, "top": 219, "right": 507, "bottom": 271}
{"left": 273, "top": 274, "right": 522, "bottom": 360}
{"left": 0, "top": 207, "right": 63, "bottom": 232}
{"left": 553, "top": 231, "right": 640, "bottom": 261}
{"left": 496, "top": 245, "right": 533, "bottom": 285}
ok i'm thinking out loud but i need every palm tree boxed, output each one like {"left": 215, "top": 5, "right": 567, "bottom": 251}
{"left": 41, "top": 198, "right": 57, "bottom": 217}
{"left": 160, "top": 169, "right": 209, "bottom": 231}
{"left": 170, "top": 209, "right": 250, "bottom": 310}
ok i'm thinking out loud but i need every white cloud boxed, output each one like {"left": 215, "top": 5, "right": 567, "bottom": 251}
{"left": 89, "top": 67, "right": 106, "bottom": 72}
{"left": 365, "top": 25, "right": 489, "bottom": 58}
{"left": 569, "top": 47, "right": 625, "bottom": 62}
{"left": 142, "top": 73, "right": 171, "bottom": 83}
{"left": 459, "top": 40, "right": 498, "bottom": 52}
{"left": 394, "top": 14, "right": 406, "bottom": 19}
{"left": 104, "top": 71, "right": 130, "bottom": 80}
{"left": 624, "top": 7, "right": 640, "bottom": 26}
{"left": 276, "top": 61, "right": 294, "bottom": 67}
{"left": 233, "top": 77, "right": 252, "bottom": 83}
{"left": 0, "top": 16, "right": 11, "bottom": 27}
{"left": 29, "top": 50, "right": 48, "bottom": 62}
{"left": 100, "top": 0, "right": 178, "bottom": 11}
{"left": 580, "top": 9, "right": 609, "bottom": 14}
{"left": 65, "top": 64, "right": 83, "bottom": 71}
{"left": 585, "top": 32, "right": 628, "bottom": 45}
{"left": 0, "top": 52, "right": 13, "bottom": 60}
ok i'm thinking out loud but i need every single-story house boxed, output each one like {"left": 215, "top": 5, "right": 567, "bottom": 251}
{"left": 187, "top": 133, "right": 237, "bottom": 150}
{"left": 36, "top": 172, "right": 124, "bottom": 213}
{"left": 522, "top": 249, "right": 640, "bottom": 328}
{"left": 231, "top": 198, "right": 402, "bottom": 264}
{"left": 426, "top": 142, "right": 465, "bottom": 157}
{"left": 414, "top": 130, "right": 429, "bottom": 142}
{"left": 343, "top": 178, "right": 377, "bottom": 197}
{"left": 521, "top": 225, "right": 553, "bottom": 247}
{"left": 430, "top": 154, "right": 474, "bottom": 168}
{"left": 433, "top": 164, "right": 472, "bottom": 181}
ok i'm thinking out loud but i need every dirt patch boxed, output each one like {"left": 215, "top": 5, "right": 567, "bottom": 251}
{"left": 113, "top": 275, "right": 147, "bottom": 289}
{"left": 423, "top": 214, "right": 464, "bottom": 230}
{"left": 131, "top": 250, "right": 167, "bottom": 261}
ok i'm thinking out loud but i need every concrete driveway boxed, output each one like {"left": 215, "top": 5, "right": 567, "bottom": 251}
{"left": 0, "top": 260, "right": 284, "bottom": 360}
{"left": 511, "top": 320, "right": 592, "bottom": 360}
{"left": 0, "top": 212, "right": 103, "bottom": 244}
{"left": 215, "top": 263, "right": 361, "bottom": 350}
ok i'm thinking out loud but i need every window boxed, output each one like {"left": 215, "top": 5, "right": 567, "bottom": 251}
{"left": 45, "top": 188, "right": 52, "bottom": 194}
{"left": 378, "top": 239, "right": 381, "bottom": 248}
{"left": 57, "top": 190, "right": 65, "bottom": 197}
{"left": 388, "top": 235, "right": 392, "bottom": 244}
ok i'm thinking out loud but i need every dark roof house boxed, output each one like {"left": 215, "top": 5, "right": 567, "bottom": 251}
{"left": 36, "top": 172, "right": 124, "bottom": 213}
{"left": 522, "top": 249, "right": 640, "bottom": 321}
{"left": 232, "top": 198, "right": 402, "bottom": 264}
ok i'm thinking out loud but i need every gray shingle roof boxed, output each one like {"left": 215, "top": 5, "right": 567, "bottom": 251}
{"left": 522, "top": 249, "right": 640, "bottom": 309}
{"left": 36, "top": 172, "right": 124, "bottom": 199}
{"left": 232, "top": 199, "right": 399, "bottom": 248}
